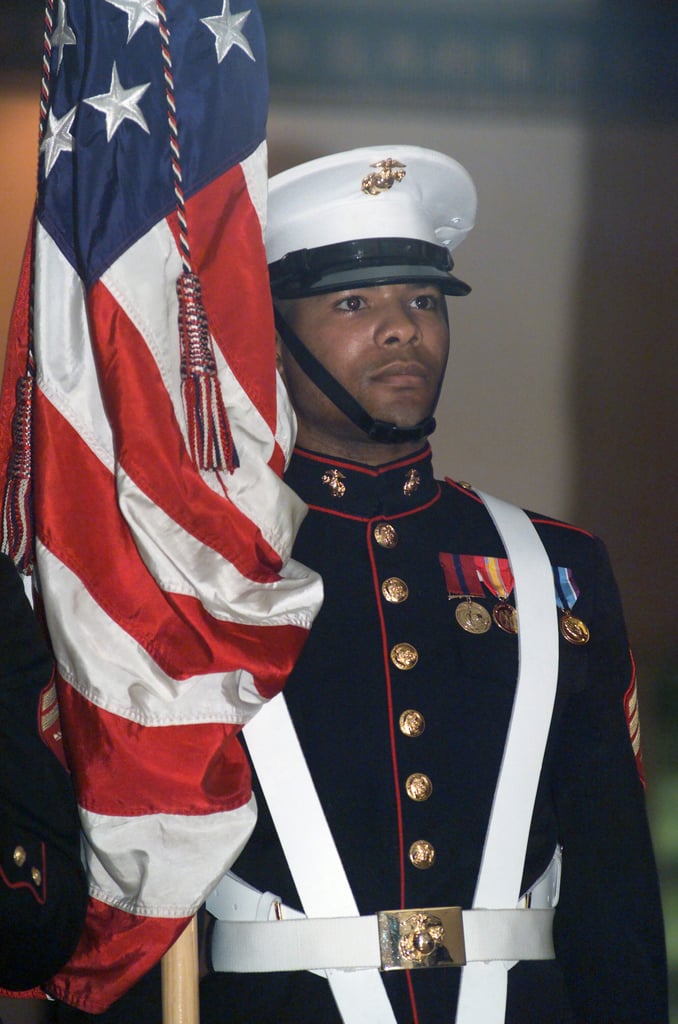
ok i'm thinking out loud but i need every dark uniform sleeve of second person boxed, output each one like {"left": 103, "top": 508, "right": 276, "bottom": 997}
{"left": 551, "top": 537, "right": 668, "bottom": 1023}
{"left": 0, "top": 553, "right": 88, "bottom": 992}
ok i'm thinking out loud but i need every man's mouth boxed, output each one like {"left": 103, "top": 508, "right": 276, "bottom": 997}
{"left": 370, "top": 362, "right": 428, "bottom": 383}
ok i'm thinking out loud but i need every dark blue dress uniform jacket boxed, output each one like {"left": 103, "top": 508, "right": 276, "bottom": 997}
{"left": 201, "top": 444, "right": 668, "bottom": 1024}
{"left": 0, "top": 553, "right": 88, "bottom": 991}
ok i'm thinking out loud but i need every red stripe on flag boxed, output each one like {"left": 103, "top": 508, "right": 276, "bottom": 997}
{"left": 46, "top": 900, "right": 190, "bottom": 1012}
{"left": 59, "top": 680, "right": 250, "bottom": 816}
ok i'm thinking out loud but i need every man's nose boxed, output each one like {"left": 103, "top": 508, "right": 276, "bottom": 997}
{"left": 374, "top": 302, "right": 420, "bottom": 346}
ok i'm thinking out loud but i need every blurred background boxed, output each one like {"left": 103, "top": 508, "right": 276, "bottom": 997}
{"left": 1, "top": 0, "right": 677, "bottom": 1018}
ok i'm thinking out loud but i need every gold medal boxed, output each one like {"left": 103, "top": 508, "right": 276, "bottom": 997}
{"left": 493, "top": 601, "right": 518, "bottom": 634}
{"left": 560, "top": 610, "right": 590, "bottom": 645}
{"left": 455, "top": 598, "right": 491, "bottom": 635}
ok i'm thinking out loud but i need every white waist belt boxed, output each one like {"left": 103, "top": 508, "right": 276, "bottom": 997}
{"left": 210, "top": 907, "right": 555, "bottom": 974}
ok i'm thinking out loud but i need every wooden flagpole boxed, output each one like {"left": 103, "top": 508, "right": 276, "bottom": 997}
{"left": 161, "top": 917, "right": 200, "bottom": 1024}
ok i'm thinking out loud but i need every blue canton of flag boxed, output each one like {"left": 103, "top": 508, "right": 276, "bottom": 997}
{"left": 40, "top": 0, "right": 268, "bottom": 287}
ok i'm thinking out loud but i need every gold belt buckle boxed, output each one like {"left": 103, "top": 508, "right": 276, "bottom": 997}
{"left": 377, "top": 906, "right": 466, "bottom": 970}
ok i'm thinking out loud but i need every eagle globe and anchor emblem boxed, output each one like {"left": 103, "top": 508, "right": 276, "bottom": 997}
{"left": 362, "top": 158, "right": 407, "bottom": 195}
{"left": 378, "top": 907, "right": 466, "bottom": 969}
{"left": 399, "top": 912, "right": 446, "bottom": 963}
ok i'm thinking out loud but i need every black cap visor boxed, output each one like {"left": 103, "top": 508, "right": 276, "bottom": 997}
{"left": 270, "top": 237, "right": 470, "bottom": 299}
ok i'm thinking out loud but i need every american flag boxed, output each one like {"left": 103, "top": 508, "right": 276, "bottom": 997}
{"left": 0, "top": 0, "right": 321, "bottom": 1011}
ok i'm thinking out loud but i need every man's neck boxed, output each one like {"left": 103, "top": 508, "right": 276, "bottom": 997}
{"left": 294, "top": 424, "right": 426, "bottom": 467}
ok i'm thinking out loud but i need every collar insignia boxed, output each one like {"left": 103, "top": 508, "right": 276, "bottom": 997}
{"left": 403, "top": 468, "right": 421, "bottom": 496}
{"left": 321, "top": 467, "right": 347, "bottom": 498}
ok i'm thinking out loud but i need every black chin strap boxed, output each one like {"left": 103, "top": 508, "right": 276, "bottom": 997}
{"left": 275, "top": 310, "right": 436, "bottom": 444}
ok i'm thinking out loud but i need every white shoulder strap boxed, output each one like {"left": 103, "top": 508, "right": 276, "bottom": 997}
{"left": 243, "top": 492, "right": 559, "bottom": 1024}
{"left": 244, "top": 692, "right": 397, "bottom": 1023}
{"left": 455, "top": 492, "right": 560, "bottom": 1024}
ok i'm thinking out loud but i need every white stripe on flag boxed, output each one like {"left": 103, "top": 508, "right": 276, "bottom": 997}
{"left": 82, "top": 797, "right": 258, "bottom": 916}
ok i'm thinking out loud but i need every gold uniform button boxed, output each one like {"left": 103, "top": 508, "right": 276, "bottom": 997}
{"left": 405, "top": 773, "right": 433, "bottom": 802}
{"left": 381, "top": 577, "right": 409, "bottom": 603}
{"left": 13, "top": 846, "right": 27, "bottom": 867}
{"left": 390, "top": 642, "right": 418, "bottom": 670}
{"left": 409, "top": 839, "right": 436, "bottom": 869}
{"left": 458, "top": 481, "right": 473, "bottom": 490}
{"left": 374, "top": 523, "right": 398, "bottom": 549}
{"left": 31, "top": 867, "right": 42, "bottom": 886}
{"left": 399, "top": 709, "right": 425, "bottom": 737}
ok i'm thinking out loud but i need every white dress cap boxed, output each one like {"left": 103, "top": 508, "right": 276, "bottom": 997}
{"left": 266, "top": 145, "right": 477, "bottom": 297}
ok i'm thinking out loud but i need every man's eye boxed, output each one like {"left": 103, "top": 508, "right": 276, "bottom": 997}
{"left": 410, "top": 294, "right": 438, "bottom": 310}
{"left": 336, "top": 296, "right": 365, "bottom": 311}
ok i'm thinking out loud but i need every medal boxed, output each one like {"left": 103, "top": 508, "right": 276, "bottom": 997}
{"left": 554, "top": 567, "right": 590, "bottom": 645}
{"left": 474, "top": 556, "right": 518, "bottom": 636}
{"left": 455, "top": 598, "right": 491, "bottom": 634}
{"left": 560, "top": 610, "right": 590, "bottom": 645}
{"left": 493, "top": 600, "right": 519, "bottom": 634}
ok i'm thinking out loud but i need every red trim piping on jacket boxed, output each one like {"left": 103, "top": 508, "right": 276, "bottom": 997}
{"left": 444, "top": 479, "right": 595, "bottom": 537}
{"left": 365, "top": 517, "right": 422, "bottom": 1024}
{"left": 306, "top": 487, "right": 442, "bottom": 522}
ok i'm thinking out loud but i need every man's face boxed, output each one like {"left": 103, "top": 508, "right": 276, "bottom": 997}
{"left": 276, "top": 282, "right": 450, "bottom": 460}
